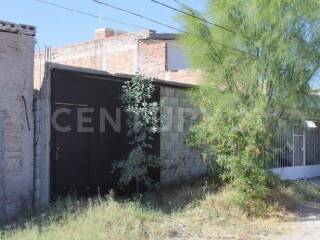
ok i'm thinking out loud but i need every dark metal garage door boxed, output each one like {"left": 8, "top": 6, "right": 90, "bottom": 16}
{"left": 50, "top": 69, "right": 160, "bottom": 197}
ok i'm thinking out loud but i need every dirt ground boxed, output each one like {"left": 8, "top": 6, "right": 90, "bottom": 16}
{"left": 277, "top": 178, "right": 320, "bottom": 240}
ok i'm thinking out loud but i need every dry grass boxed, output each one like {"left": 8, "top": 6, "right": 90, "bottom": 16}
{"left": 0, "top": 178, "right": 319, "bottom": 240}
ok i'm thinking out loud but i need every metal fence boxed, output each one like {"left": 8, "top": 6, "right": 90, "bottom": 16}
{"left": 267, "top": 122, "right": 320, "bottom": 169}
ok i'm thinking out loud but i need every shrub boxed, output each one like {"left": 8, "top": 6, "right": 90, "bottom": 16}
{"left": 113, "top": 75, "right": 163, "bottom": 193}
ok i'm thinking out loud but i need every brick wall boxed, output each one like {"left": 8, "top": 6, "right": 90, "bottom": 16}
{"left": 0, "top": 31, "right": 35, "bottom": 219}
{"left": 160, "top": 86, "right": 205, "bottom": 184}
{"left": 106, "top": 50, "right": 134, "bottom": 74}
{"left": 165, "top": 69, "right": 202, "bottom": 85}
{"left": 34, "top": 30, "right": 153, "bottom": 90}
{"left": 137, "top": 40, "right": 167, "bottom": 79}
{"left": 34, "top": 29, "right": 202, "bottom": 90}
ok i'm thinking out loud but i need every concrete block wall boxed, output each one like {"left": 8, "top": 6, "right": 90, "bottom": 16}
{"left": 0, "top": 30, "right": 35, "bottom": 219}
{"left": 33, "top": 96, "right": 41, "bottom": 204}
{"left": 160, "top": 86, "right": 205, "bottom": 184}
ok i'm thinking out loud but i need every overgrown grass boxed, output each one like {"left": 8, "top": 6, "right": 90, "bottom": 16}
{"left": 0, "top": 178, "right": 319, "bottom": 240}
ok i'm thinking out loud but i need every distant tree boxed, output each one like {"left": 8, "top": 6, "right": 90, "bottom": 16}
{"left": 178, "top": 0, "right": 320, "bottom": 209}
{"left": 113, "top": 75, "right": 162, "bottom": 193}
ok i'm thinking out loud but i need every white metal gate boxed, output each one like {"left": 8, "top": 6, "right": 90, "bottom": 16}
{"left": 270, "top": 123, "right": 320, "bottom": 180}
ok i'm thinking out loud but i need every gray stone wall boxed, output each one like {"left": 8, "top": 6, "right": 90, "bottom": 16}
{"left": 160, "top": 86, "right": 205, "bottom": 184}
{"left": 0, "top": 31, "right": 35, "bottom": 219}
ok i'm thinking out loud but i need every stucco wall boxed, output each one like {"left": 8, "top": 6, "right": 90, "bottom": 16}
{"left": 0, "top": 31, "right": 35, "bottom": 219}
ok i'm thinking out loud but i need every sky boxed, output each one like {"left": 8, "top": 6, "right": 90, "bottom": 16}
{"left": 1, "top": 0, "right": 205, "bottom": 49}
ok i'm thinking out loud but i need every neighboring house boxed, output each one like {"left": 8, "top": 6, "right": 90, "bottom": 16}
{"left": 0, "top": 21, "right": 36, "bottom": 219}
{"left": 34, "top": 28, "right": 202, "bottom": 89}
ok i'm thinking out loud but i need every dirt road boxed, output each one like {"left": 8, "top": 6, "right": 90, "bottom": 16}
{"left": 277, "top": 179, "right": 320, "bottom": 240}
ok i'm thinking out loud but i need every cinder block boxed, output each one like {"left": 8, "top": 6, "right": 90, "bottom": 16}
{"left": 165, "top": 87, "right": 175, "bottom": 97}
{"left": 35, "top": 179, "right": 41, "bottom": 189}
{"left": 34, "top": 155, "right": 41, "bottom": 167}
{"left": 34, "top": 190, "right": 41, "bottom": 201}
{"left": 190, "top": 150, "right": 201, "bottom": 158}
{"left": 193, "top": 158, "right": 204, "bottom": 167}
{"left": 179, "top": 132, "right": 187, "bottom": 142}
{"left": 160, "top": 132, "right": 170, "bottom": 142}
{"left": 162, "top": 96, "right": 170, "bottom": 105}
{"left": 180, "top": 98, "right": 191, "bottom": 108}
{"left": 184, "top": 107, "right": 196, "bottom": 115}
{"left": 163, "top": 115, "right": 178, "bottom": 125}
{"left": 175, "top": 89, "right": 186, "bottom": 98}
{"left": 168, "top": 97, "right": 179, "bottom": 106}
{"left": 160, "top": 150, "right": 169, "bottom": 157}
{"left": 161, "top": 177, "right": 175, "bottom": 184}
{"left": 160, "top": 86, "right": 166, "bottom": 97}
{"left": 161, "top": 106, "right": 174, "bottom": 115}
{"left": 162, "top": 141, "right": 175, "bottom": 151}
{"left": 174, "top": 107, "right": 186, "bottom": 116}
{"left": 161, "top": 168, "right": 178, "bottom": 178}
{"left": 174, "top": 141, "right": 185, "bottom": 151}
{"left": 169, "top": 150, "right": 181, "bottom": 160}
{"left": 173, "top": 123, "right": 184, "bottom": 133}
{"left": 180, "top": 150, "right": 191, "bottom": 159}
{"left": 177, "top": 115, "right": 187, "bottom": 124}
{"left": 169, "top": 133, "right": 179, "bottom": 142}
{"left": 184, "top": 159, "right": 195, "bottom": 168}
{"left": 35, "top": 166, "right": 40, "bottom": 178}
{"left": 34, "top": 145, "right": 41, "bottom": 157}
{"left": 178, "top": 167, "right": 191, "bottom": 177}
{"left": 160, "top": 124, "right": 172, "bottom": 133}
{"left": 191, "top": 166, "right": 205, "bottom": 176}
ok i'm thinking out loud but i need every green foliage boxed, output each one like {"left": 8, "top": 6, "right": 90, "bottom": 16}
{"left": 113, "top": 75, "right": 162, "bottom": 192}
{"left": 179, "top": 0, "right": 320, "bottom": 208}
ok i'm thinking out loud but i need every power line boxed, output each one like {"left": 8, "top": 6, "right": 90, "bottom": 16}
{"left": 92, "top": 0, "right": 251, "bottom": 56}
{"left": 35, "top": 0, "right": 254, "bottom": 58}
{"left": 149, "top": 0, "right": 236, "bottom": 34}
{"left": 34, "top": 0, "right": 146, "bottom": 30}
{"left": 91, "top": 0, "right": 184, "bottom": 33}
{"left": 171, "top": 0, "right": 189, "bottom": 8}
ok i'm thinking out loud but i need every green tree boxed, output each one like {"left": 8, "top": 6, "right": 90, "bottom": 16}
{"left": 179, "top": 0, "right": 320, "bottom": 210}
{"left": 113, "top": 75, "right": 162, "bottom": 193}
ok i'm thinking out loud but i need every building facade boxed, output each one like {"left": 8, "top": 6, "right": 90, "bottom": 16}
{"left": 34, "top": 28, "right": 201, "bottom": 89}
{"left": 33, "top": 63, "right": 205, "bottom": 206}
